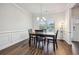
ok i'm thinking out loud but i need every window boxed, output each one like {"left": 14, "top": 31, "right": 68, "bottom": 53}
{"left": 37, "top": 18, "right": 55, "bottom": 32}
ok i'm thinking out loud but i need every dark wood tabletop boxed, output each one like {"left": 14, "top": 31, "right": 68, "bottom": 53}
{"left": 29, "top": 32, "right": 55, "bottom": 37}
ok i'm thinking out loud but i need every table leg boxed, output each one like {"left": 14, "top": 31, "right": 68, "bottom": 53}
{"left": 53, "top": 41, "right": 55, "bottom": 52}
{"left": 53, "top": 36, "right": 56, "bottom": 52}
{"left": 29, "top": 34, "right": 31, "bottom": 47}
{"left": 35, "top": 39, "right": 37, "bottom": 48}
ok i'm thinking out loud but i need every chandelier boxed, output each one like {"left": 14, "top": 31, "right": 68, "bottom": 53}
{"left": 36, "top": 4, "right": 47, "bottom": 21}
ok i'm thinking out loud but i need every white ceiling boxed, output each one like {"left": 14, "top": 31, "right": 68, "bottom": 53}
{"left": 16, "top": 3, "right": 75, "bottom": 15}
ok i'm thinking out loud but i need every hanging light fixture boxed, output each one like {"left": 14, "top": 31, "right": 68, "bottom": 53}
{"left": 42, "top": 10, "right": 48, "bottom": 21}
{"left": 36, "top": 4, "right": 46, "bottom": 21}
{"left": 37, "top": 17, "right": 40, "bottom": 21}
{"left": 42, "top": 17, "right": 46, "bottom": 21}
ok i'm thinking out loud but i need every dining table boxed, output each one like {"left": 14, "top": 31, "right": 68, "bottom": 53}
{"left": 29, "top": 32, "right": 56, "bottom": 52}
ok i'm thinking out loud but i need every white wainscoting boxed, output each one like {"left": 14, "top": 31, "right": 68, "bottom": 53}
{"left": 0, "top": 30, "right": 28, "bottom": 50}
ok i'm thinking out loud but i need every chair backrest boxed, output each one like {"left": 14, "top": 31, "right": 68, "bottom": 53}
{"left": 55, "top": 30, "right": 58, "bottom": 39}
{"left": 28, "top": 29, "right": 32, "bottom": 33}
{"left": 42, "top": 29, "right": 47, "bottom": 32}
{"left": 35, "top": 30, "right": 43, "bottom": 33}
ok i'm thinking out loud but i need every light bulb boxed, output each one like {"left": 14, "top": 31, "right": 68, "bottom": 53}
{"left": 41, "top": 19, "right": 43, "bottom": 21}
{"left": 37, "top": 17, "right": 40, "bottom": 21}
{"left": 42, "top": 17, "right": 46, "bottom": 21}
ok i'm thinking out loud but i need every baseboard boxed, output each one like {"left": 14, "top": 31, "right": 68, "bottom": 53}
{"left": 58, "top": 39, "right": 64, "bottom": 41}
{"left": 72, "top": 41, "right": 79, "bottom": 43}
{"left": 58, "top": 39, "right": 72, "bottom": 46}
{"left": 0, "top": 38, "right": 28, "bottom": 50}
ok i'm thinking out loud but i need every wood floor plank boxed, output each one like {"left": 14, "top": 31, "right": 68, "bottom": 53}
{"left": 0, "top": 39, "right": 72, "bottom": 55}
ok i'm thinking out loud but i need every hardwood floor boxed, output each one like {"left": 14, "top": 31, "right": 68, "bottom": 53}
{"left": 0, "top": 39, "right": 72, "bottom": 55}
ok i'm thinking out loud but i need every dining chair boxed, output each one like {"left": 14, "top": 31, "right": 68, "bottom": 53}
{"left": 55, "top": 30, "right": 58, "bottom": 48}
{"left": 47, "top": 30, "right": 58, "bottom": 51}
{"left": 35, "top": 30, "right": 44, "bottom": 33}
{"left": 42, "top": 29, "right": 47, "bottom": 32}
{"left": 35, "top": 30, "right": 46, "bottom": 49}
{"left": 28, "top": 29, "right": 36, "bottom": 46}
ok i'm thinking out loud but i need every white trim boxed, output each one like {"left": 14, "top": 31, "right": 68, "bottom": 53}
{"left": 0, "top": 39, "right": 26, "bottom": 50}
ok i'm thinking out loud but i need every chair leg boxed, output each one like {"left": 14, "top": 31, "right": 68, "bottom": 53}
{"left": 53, "top": 42, "right": 55, "bottom": 52}
{"left": 42, "top": 41, "right": 44, "bottom": 49}
{"left": 42, "top": 40, "right": 45, "bottom": 49}
{"left": 34, "top": 38, "right": 36, "bottom": 45}
{"left": 29, "top": 39, "right": 31, "bottom": 47}
{"left": 44, "top": 39, "right": 46, "bottom": 45}
{"left": 38, "top": 41, "right": 40, "bottom": 48}
{"left": 55, "top": 40, "right": 58, "bottom": 49}
{"left": 36, "top": 39, "right": 37, "bottom": 48}
{"left": 47, "top": 40, "right": 49, "bottom": 49}
{"left": 47, "top": 40, "right": 49, "bottom": 53}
